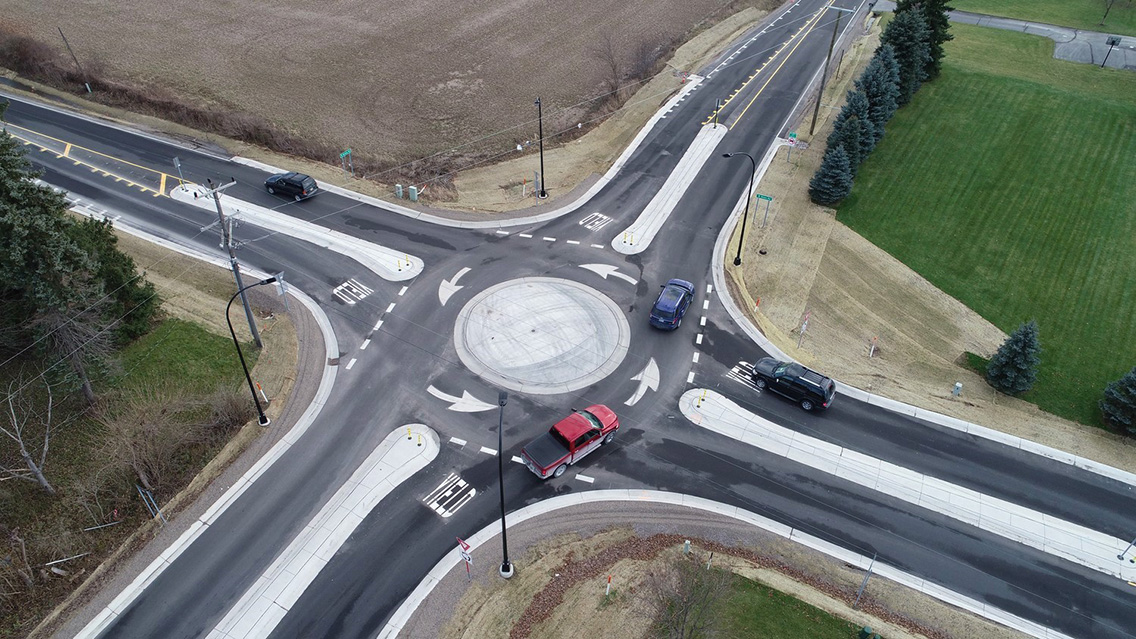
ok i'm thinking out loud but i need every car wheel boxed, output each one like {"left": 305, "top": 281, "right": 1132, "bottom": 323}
{"left": 553, "top": 464, "right": 567, "bottom": 478}
{"left": 266, "top": 187, "right": 275, "bottom": 194}
{"left": 603, "top": 432, "right": 615, "bottom": 445}
{"left": 800, "top": 399, "right": 814, "bottom": 411}
{"left": 294, "top": 194, "right": 302, "bottom": 202}
{"left": 754, "top": 378, "right": 767, "bottom": 390}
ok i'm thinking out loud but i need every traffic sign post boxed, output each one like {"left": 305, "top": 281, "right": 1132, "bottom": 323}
{"left": 339, "top": 148, "right": 354, "bottom": 178}
{"left": 457, "top": 537, "right": 473, "bottom": 581}
{"left": 787, "top": 131, "right": 797, "bottom": 162}
{"left": 756, "top": 194, "right": 773, "bottom": 227}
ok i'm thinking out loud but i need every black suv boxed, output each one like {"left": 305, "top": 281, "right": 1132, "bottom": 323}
{"left": 264, "top": 172, "right": 319, "bottom": 201}
{"left": 751, "top": 357, "right": 835, "bottom": 411}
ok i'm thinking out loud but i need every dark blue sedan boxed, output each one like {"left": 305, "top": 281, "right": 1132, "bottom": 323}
{"left": 649, "top": 278, "right": 695, "bottom": 330}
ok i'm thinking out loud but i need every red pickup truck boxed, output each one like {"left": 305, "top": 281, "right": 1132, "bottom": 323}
{"left": 521, "top": 405, "right": 619, "bottom": 479}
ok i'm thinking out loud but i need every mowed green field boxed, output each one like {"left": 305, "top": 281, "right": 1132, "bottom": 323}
{"left": 838, "top": 24, "right": 1136, "bottom": 426}
{"left": 952, "top": 0, "right": 1136, "bottom": 37}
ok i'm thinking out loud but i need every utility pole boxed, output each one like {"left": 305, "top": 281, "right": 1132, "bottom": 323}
{"left": 57, "top": 27, "right": 92, "bottom": 94}
{"left": 204, "top": 179, "right": 263, "bottom": 348}
{"left": 809, "top": 6, "right": 856, "bottom": 135}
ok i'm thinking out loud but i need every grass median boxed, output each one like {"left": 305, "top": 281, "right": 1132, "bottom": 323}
{"left": 837, "top": 23, "right": 1136, "bottom": 426}
{"left": 952, "top": 0, "right": 1136, "bottom": 38}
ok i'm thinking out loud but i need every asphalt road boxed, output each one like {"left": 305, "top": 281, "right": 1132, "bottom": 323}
{"left": 3, "top": 1, "right": 1135, "bottom": 637}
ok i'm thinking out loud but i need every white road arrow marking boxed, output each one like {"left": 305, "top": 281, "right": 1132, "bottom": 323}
{"left": 625, "top": 358, "right": 660, "bottom": 406}
{"left": 580, "top": 263, "right": 637, "bottom": 285}
{"left": 427, "top": 385, "right": 497, "bottom": 412}
{"left": 438, "top": 267, "right": 471, "bottom": 306}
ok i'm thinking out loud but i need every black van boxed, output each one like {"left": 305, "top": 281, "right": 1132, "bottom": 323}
{"left": 264, "top": 172, "right": 319, "bottom": 201}
{"left": 751, "top": 357, "right": 836, "bottom": 411}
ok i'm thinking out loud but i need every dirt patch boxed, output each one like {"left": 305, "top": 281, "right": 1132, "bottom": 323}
{"left": 419, "top": 504, "right": 1030, "bottom": 639}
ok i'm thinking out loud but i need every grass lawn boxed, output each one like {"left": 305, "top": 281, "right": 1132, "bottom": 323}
{"left": 952, "top": 0, "right": 1136, "bottom": 37}
{"left": 837, "top": 23, "right": 1136, "bottom": 426}
{"left": 720, "top": 572, "right": 861, "bottom": 637}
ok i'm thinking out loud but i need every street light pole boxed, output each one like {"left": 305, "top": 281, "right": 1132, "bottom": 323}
{"left": 809, "top": 6, "right": 854, "bottom": 135}
{"left": 226, "top": 276, "right": 277, "bottom": 426}
{"left": 722, "top": 152, "right": 756, "bottom": 266}
{"left": 497, "top": 391, "right": 514, "bottom": 578}
{"left": 535, "top": 98, "right": 548, "bottom": 199}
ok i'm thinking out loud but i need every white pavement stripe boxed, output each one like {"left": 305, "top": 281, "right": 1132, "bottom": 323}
{"left": 576, "top": 474, "right": 595, "bottom": 484}
{"left": 566, "top": 240, "right": 580, "bottom": 245}
{"left": 345, "top": 358, "right": 357, "bottom": 370}
{"left": 519, "top": 233, "right": 533, "bottom": 238}
{"left": 511, "top": 456, "right": 525, "bottom": 464}
{"left": 696, "top": 334, "right": 704, "bottom": 345}
{"left": 692, "top": 353, "right": 700, "bottom": 363}
{"left": 542, "top": 236, "right": 556, "bottom": 242}
{"left": 213, "top": 426, "right": 438, "bottom": 639}
{"left": 480, "top": 446, "right": 497, "bottom": 456}
{"left": 449, "top": 437, "right": 467, "bottom": 447}
{"left": 360, "top": 339, "right": 371, "bottom": 350}
{"left": 590, "top": 244, "right": 605, "bottom": 249}
{"left": 678, "top": 389, "right": 1136, "bottom": 583}
{"left": 706, "top": 284, "right": 713, "bottom": 294}
{"left": 373, "top": 319, "right": 384, "bottom": 331}
{"left": 495, "top": 230, "right": 509, "bottom": 235}
{"left": 700, "top": 316, "right": 707, "bottom": 326}
{"left": 702, "top": 300, "right": 710, "bottom": 310}
{"left": 686, "top": 371, "right": 695, "bottom": 384}
{"left": 398, "top": 286, "right": 408, "bottom": 296}
{"left": 385, "top": 302, "right": 396, "bottom": 313}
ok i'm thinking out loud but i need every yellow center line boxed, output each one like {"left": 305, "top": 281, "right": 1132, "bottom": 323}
{"left": 730, "top": 0, "right": 834, "bottom": 129}
{"left": 4, "top": 123, "right": 178, "bottom": 197}
{"left": 702, "top": 5, "right": 828, "bottom": 125}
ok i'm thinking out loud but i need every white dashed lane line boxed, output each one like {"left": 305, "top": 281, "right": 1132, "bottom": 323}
{"left": 576, "top": 474, "right": 595, "bottom": 484}
{"left": 700, "top": 316, "right": 707, "bottom": 327}
{"left": 385, "top": 302, "right": 396, "bottom": 313}
{"left": 512, "top": 456, "right": 525, "bottom": 464}
{"left": 696, "top": 334, "right": 703, "bottom": 345}
{"left": 480, "top": 446, "right": 497, "bottom": 456}
{"left": 692, "top": 353, "right": 700, "bottom": 364}
{"left": 519, "top": 233, "right": 533, "bottom": 238}
{"left": 345, "top": 358, "right": 357, "bottom": 370}
{"left": 360, "top": 339, "right": 371, "bottom": 350}
{"left": 687, "top": 371, "right": 695, "bottom": 384}
{"left": 450, "top": 437, "right": 468, "bottom": 446}
{"left": 542, "top": 236, "right": 556, "bottom": 242}
{"left": 398, "top": 286, "right": 408, "bottom": 296}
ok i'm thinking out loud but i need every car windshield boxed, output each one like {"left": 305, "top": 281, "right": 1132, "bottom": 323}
{"left": 580, "top": 410, "right": 603, "bottom": 429}
{"left": 301, "top": 178, "right": 316, "bottom": 190}
{"left": 773, "top": 363, "right": 788, "bottom": 375}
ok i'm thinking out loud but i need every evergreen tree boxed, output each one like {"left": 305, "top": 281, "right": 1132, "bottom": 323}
{"left": 880, "top": 7, "right": 932, "bottom": 106}
{"left": 1100, "top": 367, "right": 1136, "bottom": 435}
{"left": 826, "top": 114, "right": 866, "bottom": 175}
{"left": 986, "top": 320, "right": 1041, "bottom": 395}
{"left": 855, "top": 47, "right": 900, "bottom": 142}
{"left": 808, "top": 146, "right": 853, "bottom": 206}
{"left": 0, "top": 101, "right": 159, "bottom": 401}
{"left": 896, "top": 0, "right": 953, "bottom": 80}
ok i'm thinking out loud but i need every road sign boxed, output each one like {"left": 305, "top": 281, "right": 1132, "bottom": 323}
{"left": 789, "top": 131, "right": 797, "bottom": 139}
{"left": 756, "top": 194, "right": 773, "bottom": 201}
{"left": 456, "top": 537, "right": 470, "bottom": 551}
{"left": 460, "top": 550, "right": 472, "bottom": 563}
{"left": 340, "top": 148, "right": 352, "bottom": 158}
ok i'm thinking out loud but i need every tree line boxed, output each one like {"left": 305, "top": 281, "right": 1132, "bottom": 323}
{"left": 809, "top": 0, "right": 953, "bottom": 205}
{"left": 0, "top": 100, "right": 160, "bottom": 493}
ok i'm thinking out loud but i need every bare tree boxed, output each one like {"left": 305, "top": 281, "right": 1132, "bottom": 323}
{"left": 592, "top": 31, "right": 624, "bottom": 98}
{"left": 97, "top": 385, "right": 209, "bottom": 492}
{"left": 33, "top": 295, "right": 114, "bottom": 406}
{"left": 645, "top": 553, "right": 733, "bottom": 639}
{"left": 1, "top": 374, "right": 58, "bottom": 494}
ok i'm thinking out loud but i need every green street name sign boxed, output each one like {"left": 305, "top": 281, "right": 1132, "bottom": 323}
{"left": 756, "top": 194, "right": 773, "bottom": 201}
{"left": 340, "top": 148, "right": 352, "bottom": 158}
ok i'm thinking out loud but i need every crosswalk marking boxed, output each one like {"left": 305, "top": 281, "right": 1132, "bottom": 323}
{"left": 332, "top": 278, "right": 374, "bottom": 305}
{"left": 423, "top": 473, "right": 477, "bottom": 518}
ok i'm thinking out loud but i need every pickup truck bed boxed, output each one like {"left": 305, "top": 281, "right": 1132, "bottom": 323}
{"left": 522, "top": 431, "right": 568, "bottom": 470}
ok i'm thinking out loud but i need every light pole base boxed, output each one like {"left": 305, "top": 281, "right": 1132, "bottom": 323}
{"left": 499, "top": 562, "right": 514, "bottom": 579}
{"left": 733, "top": 257, "right": 742, "bottom": 266}
{"left": 538, "top": 192, "right": 548, "bottom": 199}
{"left": 258, "top": 416, "right": 271, "bottom": 427}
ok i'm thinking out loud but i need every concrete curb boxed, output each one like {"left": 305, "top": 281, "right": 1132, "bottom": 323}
{"left": 378, "top": 490, "right": 1075, "bottom": 639}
